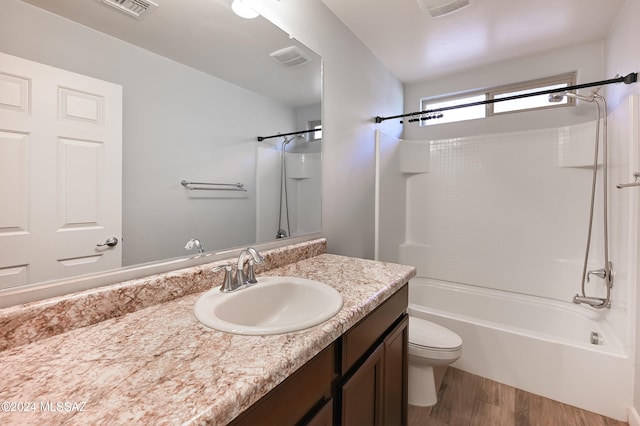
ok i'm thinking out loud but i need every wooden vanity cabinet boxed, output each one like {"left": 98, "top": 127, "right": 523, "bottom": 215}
{"left": 382, "top": 314, "right": 410, "bottom": 425}
{"left": 229, "top": 284, "right": 408, "bottom": 426}
{"left": 341, "top": 343, "right": 385, "bottom": 425}
{"left": 305, "top": 398, "right": 334, "bottom": 426}
{"left": 340, "top": 285, "right": 409, "bottom": 426}
{"left": 229, "top": 344, "right": 336, "bottom": 426}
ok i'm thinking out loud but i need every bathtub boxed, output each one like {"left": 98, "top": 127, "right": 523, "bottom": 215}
{"left": 408, "top": 278, "right": 632, "bottom": 421}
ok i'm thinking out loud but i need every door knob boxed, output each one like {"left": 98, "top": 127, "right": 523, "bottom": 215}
{"left": 97, "top": 237, "right": 118, "bottom": 247}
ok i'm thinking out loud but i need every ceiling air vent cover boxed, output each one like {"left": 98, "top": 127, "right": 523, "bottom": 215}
{"left": 270, "top": 46, "right": 312, "bottom": 67}
{"left": 417, "top": 0, "right": 473, "bottom": 18}
{"left": 102, "top": 0, "right": 158, "bottom": 19}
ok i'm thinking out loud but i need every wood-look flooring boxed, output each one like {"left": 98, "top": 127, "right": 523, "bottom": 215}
{"left": 408, "top": 368, "right": 628, "bottom": 426}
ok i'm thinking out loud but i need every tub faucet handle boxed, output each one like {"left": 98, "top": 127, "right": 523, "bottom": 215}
{"left": 586, "top": 268, "right": 606, "bottom": 282}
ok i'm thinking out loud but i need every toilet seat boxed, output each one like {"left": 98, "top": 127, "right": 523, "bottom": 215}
{"left": 409, "top": 316, "right": 462, "bottom": 352}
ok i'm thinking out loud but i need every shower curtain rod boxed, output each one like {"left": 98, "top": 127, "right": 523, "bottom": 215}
{"left": 374, "top": 72, "right": 638, "bottom": 124}
{"left": 257, "top": 128, "right": 317, "bottom": 142}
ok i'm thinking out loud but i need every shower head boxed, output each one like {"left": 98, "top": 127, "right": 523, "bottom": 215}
{"left": 548, "top": 92, "right": 567, "bottom": 103}
{"left": 281, "top": 134, "right": 305, "bottom": 145}
{"left": 281, "top": 134, "right": 305, "bottom": 152}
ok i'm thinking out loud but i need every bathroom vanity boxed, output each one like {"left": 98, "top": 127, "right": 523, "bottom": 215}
{"left": 231, "top": 284, "right": 408, "bottom": 425}
{"left": 0, "top": 239, "right": 415, "bottom": 425}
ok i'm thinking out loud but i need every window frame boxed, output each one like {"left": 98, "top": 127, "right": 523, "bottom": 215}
{"left": 419, "top": 72, "right": 577, "bottom": 126}
{"left": 487, "top": 72, "right": 577, "bottom": 116}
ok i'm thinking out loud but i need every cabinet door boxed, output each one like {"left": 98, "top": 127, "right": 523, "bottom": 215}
{"left": 305, "top": 398, "right": 333, "bottom": 426}
{"left": 230, "top": 345, "right": 335, "bottom": 426}
{"left": 341, "top": 345, "right": 384, "bottom": 426}
{"left": 384, "top": 315, "right": 409, "bottom": 426}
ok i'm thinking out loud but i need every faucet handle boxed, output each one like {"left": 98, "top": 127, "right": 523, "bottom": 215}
{"left": 212, "top": 265, "right": 235, "bottom": 292}
{"left": 586, "top": 268, "right": 607, "bottom": 283}
{"left": 246, "top": 260, "right": 258, "bottom": 284}
{"left": 244, "top": 248, "right": 264, "bottom": 285}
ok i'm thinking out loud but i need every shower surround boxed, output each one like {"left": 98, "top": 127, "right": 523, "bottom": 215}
{"left": 256, "top": 145, "right": 322, "bottom": 243}
{"left": 375, "top": 94, "right": 639, "bottom": 420}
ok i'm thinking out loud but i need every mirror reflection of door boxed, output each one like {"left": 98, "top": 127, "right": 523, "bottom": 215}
{"left": 0, "top": 0, "right": 321, "bottom": 298}
{"left": 0, "top": 52, "right": 122, "bottom": 287}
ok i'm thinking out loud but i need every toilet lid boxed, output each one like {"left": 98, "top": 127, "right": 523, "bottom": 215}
{"left": 409, "top": 317, "right": 462, "bottom": 350}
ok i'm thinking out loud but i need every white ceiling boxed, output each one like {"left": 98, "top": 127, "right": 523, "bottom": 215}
{"left": 19, "top": 0, "right": 626, "bottom": 93}
{"left": 19, "top": 0, "right": 321, "bottom": 107}
{"left": 321, "top": 0, "right": 625, "bottom": 83}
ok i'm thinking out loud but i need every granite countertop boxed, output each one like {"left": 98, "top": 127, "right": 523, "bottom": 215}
{"left": 0, "top": 253, "right": 415, "bottom": 425}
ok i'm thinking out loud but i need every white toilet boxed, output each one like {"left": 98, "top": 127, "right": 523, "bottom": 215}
{"left": 408, "top": 316, "right": 463, "bottom": 407}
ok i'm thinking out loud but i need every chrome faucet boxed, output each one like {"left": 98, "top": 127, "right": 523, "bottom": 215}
{"left": 185, "top": 238, "right": 205, "bottom": 254}
{"left": 212, "top": 247, "right": 265, "bottom": 293}
{"left": 236, "top": 247, "right": 264, "bottom": 287}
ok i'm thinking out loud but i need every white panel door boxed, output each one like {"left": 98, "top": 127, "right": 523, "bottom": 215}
{"left": 0, "top": 52, "right": 122, "bottom": 288}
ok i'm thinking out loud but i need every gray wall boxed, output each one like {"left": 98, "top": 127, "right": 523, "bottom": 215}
{"left": 0, "top": 0, "right": 300, "bottom": 265}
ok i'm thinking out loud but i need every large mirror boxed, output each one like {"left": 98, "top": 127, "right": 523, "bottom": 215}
{"left": 0, "top": 0, "right": 322, "bottom": 293}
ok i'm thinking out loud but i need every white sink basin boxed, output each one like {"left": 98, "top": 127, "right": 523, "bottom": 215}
{"left": 194, "top": 276, "right": 343, "bottom": 335}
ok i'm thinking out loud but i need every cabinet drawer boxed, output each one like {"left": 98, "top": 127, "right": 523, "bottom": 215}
{"left": 230, "top": 343, "right": 336, "bottom": 426}
{"left": 341, "top": 284, "right": 408, "bottom": 374}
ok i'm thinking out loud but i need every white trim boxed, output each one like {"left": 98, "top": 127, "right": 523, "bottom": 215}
{"left": 629, "top": 405, "right": 640, "bottom": 426}
{"left": 374, "top": 130, "right": 380, "bottom": 261}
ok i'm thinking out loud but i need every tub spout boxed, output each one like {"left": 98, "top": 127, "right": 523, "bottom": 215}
{"left": 572, "top": 295, "right": 609, "bottom": 309}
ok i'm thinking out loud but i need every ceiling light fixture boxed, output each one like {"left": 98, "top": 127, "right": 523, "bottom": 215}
{"left": 231, "top": 0, "right": 259, "bottom": 19}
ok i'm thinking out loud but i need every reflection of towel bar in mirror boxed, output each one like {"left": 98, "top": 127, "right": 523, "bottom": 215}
{"left": 181, "top": 180, "right": 247, "bottom": 192}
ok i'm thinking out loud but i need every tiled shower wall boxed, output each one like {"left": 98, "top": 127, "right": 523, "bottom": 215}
{"left": 379, "top": 98, "right": 638, "bottom": 352}
{"left": 404, "top": 122, "right": 603, "bottom": 302}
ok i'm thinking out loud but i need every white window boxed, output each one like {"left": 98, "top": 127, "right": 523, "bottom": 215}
{"left": 308, "top": 120, "right": 322, "bottom": 141}
{"left": 422, "top": 94, "right": 485, "bottom": 125}
{"left": 419, "top": 73, "right": 576, "bottom": 126}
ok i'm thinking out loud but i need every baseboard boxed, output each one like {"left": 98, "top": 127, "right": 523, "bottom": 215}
{"left": 629, "top": 406, "right": 640, "bottom": 426}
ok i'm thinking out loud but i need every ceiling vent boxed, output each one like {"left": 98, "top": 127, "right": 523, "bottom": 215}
{"left": 102, "top": 0, "right": 158, "bottom": 19}
{"left": 417, "top": 0, "right": 473, "bottom": 18}
{"left": 270, "top": 46, "right": 312, "bottom": 67}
